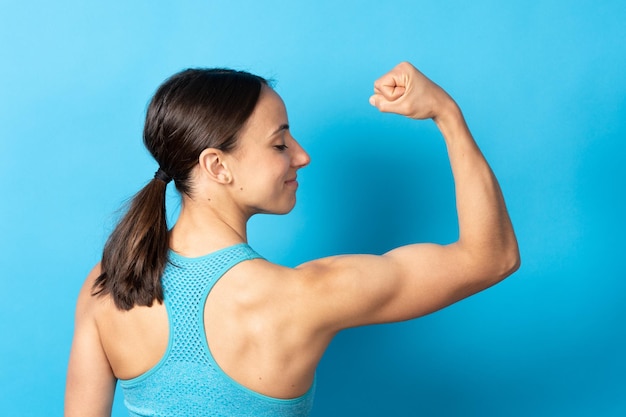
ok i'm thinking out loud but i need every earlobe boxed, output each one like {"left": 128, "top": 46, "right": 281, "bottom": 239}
{"left": 198, "top": 148, "right": 232, "bottom": 184}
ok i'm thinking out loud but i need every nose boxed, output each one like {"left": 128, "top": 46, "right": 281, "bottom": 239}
{"left": 290, "top": 138, "right": 311, "bottom": 169}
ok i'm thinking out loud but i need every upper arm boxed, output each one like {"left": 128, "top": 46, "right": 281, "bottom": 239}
{"left": 296, "top": 241, "right": 514, "bottom": 332}
{"left": 65, "top": 265, "right": 116, "bottom": 417}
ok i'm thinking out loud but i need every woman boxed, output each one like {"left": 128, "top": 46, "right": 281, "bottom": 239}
{"left": 65, "top": 62, "right": 520, "bottom": 416}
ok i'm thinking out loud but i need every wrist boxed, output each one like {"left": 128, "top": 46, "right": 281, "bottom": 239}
{"left": 432, "top": 100, "right": 474, "bottom": 147}
{"left": 432, "top": 96, "right": 462, "bottom": 127}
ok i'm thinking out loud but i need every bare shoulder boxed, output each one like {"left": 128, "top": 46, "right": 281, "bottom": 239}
{"left": 246, "top": 253, "right": 404, "bottom": 333}
{"left": 75, "top": 263, "right": 111, "bottom": 318}
{"left": 216, "top": 257, "right": 347, "bottom": 314}
{"left": 73, "top": 263, "right": 125, "bottom": 338}
{"left": 233, "top": 255, "right": 388, "bottom": 294}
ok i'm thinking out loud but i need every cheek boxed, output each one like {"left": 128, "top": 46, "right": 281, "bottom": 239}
{"left": 236, "top": 155, "right": 289, "bottom": 192}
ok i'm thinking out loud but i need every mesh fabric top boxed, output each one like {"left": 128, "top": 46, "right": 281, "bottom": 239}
{"left": 119, "top": 243, "right": 315, "bottom": 417}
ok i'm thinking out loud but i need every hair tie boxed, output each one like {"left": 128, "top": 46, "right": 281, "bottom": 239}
{"left": 154, "top": 168, "right": 172, "bottom": 184}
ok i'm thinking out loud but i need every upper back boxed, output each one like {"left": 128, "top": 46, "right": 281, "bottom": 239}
{"left": 92, "top": 243, "right": 318, "bottom": 415}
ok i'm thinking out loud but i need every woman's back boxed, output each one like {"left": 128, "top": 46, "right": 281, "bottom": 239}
{"left": 91, "top": 245, "right": 321, "bottom": 398}
{"left": 86, "top": 244, "right": 318, "bottom": 416}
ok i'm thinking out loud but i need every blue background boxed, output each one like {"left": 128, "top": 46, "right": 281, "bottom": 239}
{"left": 1, "top": 1, "right": 625, "bottom": 416}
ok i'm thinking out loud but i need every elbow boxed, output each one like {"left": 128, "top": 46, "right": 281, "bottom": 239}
{"left": 501, "top": 245, "right": 521, "bottom": 278}
{"left": 463, "top": 239, "right": 520, "bottom": 288}
{"left": 491, "top": 240, "right": 521, "bottom": 283}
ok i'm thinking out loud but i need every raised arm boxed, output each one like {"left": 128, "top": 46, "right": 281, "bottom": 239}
{"left": 295, "top": 62, "right": 520, "bottom": 332}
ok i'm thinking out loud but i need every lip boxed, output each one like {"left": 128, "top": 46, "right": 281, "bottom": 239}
{"left": 285, "top": 177, "right": 298, "bottom": 187}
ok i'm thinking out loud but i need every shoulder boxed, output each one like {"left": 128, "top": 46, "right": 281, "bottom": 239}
{"left": 253, "top": 254, "right": 401, "bottom": 330}
{"left": 234, "top": 253, "right": 400, "bottom": 299}
{"left": 76, "top": 263, "right": 100, "bottom": 308}
{"left": 232, "top": 256, "right": 352, "bottom": 293}
{"left": 74, "top": 263, "right": 114, "bottom": 323}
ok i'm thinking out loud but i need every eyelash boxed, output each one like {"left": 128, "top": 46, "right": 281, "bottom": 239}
{"left": 274, "top": 145, "right": 289, "bottom": 151}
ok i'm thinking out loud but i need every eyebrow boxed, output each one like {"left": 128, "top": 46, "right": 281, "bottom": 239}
{"left": 270, "top": 124, "right": 290, "bottom": 137}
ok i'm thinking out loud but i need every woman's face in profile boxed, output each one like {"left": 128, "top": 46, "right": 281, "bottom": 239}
{"left": 226, "top": 86, "right": 311, "bottom": 216}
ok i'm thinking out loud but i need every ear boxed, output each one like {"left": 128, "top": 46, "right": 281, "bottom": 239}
{"left": 198, "top": 148, "right": 232, "bottom": 184}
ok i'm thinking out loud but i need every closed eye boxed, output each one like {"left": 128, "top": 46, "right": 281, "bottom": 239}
{"left": 274, "top": 144, "right": 289, "bottom": 151}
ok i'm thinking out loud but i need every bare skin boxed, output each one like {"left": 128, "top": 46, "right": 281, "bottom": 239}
{"left": 65, "top": 62, "right": 519, "bottom": 416}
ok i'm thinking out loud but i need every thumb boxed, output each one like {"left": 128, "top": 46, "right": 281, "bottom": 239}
{"left": 369, "top": 93, "right": 381, "bottom": 108}
{"left": 369, "top": 93, "right": 390, "bottom": 113}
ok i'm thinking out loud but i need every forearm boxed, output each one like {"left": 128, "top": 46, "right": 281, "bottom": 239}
{"left": 434, "top": 101, "right": 519, "bottom": 276}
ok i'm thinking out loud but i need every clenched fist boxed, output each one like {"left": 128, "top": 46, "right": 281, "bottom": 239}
{"left": 369, "top": 62, "right": 457, "bottom": 121}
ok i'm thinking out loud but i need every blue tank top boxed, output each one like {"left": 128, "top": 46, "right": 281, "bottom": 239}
{"left": 119, "top": 243, "right": 315, "bottom": 416}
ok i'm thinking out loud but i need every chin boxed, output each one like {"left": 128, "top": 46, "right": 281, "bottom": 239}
{"left": 253, "top": 205, "right": 295, "bottom": 215}
{"left": 252, "top": 196, "right": 297, "bottom": 216}
{"left": 272, "top": 204, "right": 296, "bottom": 215}
{"left": 265, "top": 201, "right": 297, "bottom": 215}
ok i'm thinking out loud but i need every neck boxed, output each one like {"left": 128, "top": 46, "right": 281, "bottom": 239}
{"left": 169, "top": 200, "right": 250, "bottom": 258}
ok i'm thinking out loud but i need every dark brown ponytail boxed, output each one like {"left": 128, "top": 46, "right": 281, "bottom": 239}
{"left": 93, "top": 68, "right": 267, "bottom": 310}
